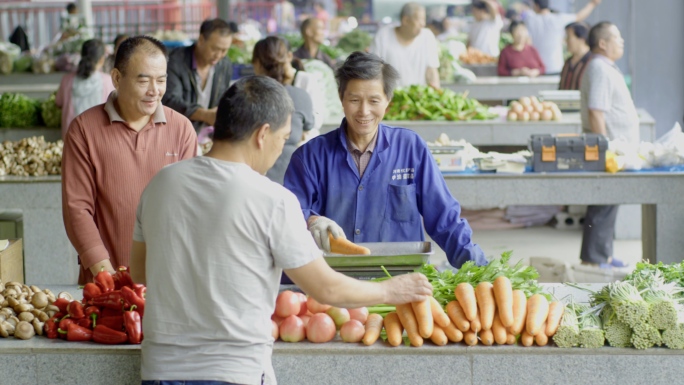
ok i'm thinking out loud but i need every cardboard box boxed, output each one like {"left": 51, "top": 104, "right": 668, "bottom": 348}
{"left": 0, "top": 239, "right": 24, "bottom": 284}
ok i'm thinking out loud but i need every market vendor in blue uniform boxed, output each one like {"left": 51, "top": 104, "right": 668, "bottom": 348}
{"left": 284, "top": 51, "right": 487, "bottom": 268}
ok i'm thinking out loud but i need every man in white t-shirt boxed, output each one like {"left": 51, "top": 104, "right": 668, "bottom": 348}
{"left": 468, "top": 0, "right": 504, "bottom": 57}
{"left": 131, "top": 76, "right": 433, "bottom": 385}
{"left": 371, "top": 2, "right": 440, "bottom": 88}
{"left": 523, "top": 0, "right": 601, "bottom": 74}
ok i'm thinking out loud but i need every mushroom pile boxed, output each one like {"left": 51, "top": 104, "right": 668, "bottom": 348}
{"left": 0, "top": 280, "right": 71, "bottom": 340}
{"left": 0, "top": 136, "right": 63, "bottom": 176}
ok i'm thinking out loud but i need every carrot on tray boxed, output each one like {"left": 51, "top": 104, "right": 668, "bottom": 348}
{"left": 492, "top": 313, "right": 508, "bottom": 345}
{"left": 383, "top": 312, "right": 403, "bottom": 347}
{"left": 429, "top": 297, "right": 451, "bottom": 328}
{"left": 470, "top": 309, "right": 482, "bottom": 333}
{"left": 526, "top": 294, "right": 550, "bottom": 336}
{"left": 430, "top": 324, "right": 448, "bottom": 346}
{"left": 510, "top": 290, "right": 528, "bottom": 335}
{"left": 493, "top": 276, "right": 514, "bottom": 328}
{"left": 480, "top": 329, "right": 494, "bottom": 346}
{"left": 455, "top": 283, "right": 478, "bottom": 322}
{"left": 362, "top": 313, "right": 384, "bottom": 346}
{"left": 476, "top": 281, "right": 496, "bottom": 331}
{"left": 396, "top": 304, "right": 423, "bottom": 347}
{"left": 327, "top": 233, "right": 370, "bottom": 255}
{"left": 443, "top": 322, "right": 464, "bottom": 343}
{"left": 463, "top": 330, "right": 478, "bottom": 346}
{"left": 411, "top": 299, "right": 433, "bottom": 339}
{"left": 545, "top": 301, "right": 565, "bottom": 337}
{"left": 506, "top": 333, "right": 516, "bottom": 345}
{"left": 521, "top": 331, "right": 534, "bottom": 347}
{"left": 535, "top": 324, "right": 549, "bottom": 346}
{"left": 446, "top": 300, "right": 470, "bottom": 332}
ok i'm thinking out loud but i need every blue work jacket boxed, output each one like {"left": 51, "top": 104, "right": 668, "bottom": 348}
{"left": 284, "top": 120, "right": 487, "bottom": 268}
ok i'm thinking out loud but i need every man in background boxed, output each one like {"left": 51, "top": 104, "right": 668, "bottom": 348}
{"left": 294, "top": 17, "right": 336, "bottom": 69}
{"left": 579, "top": 22, "right": 638, "bottom": 269}
{"left": 468, "top": 0, "right": 504, "bottom": 57}
{"left": 163, "top": 18, "right": 236, "bottom": 132}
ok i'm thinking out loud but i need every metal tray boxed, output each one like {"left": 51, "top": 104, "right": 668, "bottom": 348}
{"left": 324, "top": 242, "right": 432, "bottom": 268}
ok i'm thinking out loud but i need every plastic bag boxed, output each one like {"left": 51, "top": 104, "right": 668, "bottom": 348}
{"left": 0, "top": 42, "right": 21, "bottom": 74}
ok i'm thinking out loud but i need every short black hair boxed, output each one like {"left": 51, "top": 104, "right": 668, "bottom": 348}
{"left": 300, "top": 17, "right": 316, "bottom": 36}
{"left": 199, "top": 18, "right": 237, "bottom": 40}
{"left": 335, "top": 51, "right": 400, "bottom": 100}
{"left": 114, "top": 35, "right": 168, "bottom": 75}
{"left": 534, "top": 0, "right": 550, "bottom": 10}
{"left": 113, "top": 34, "right": 129, "bottom": 49}
{"left": 472, "top": 1, "right": 488, "bottom": 11}
{"left": 66, "top": 3, "right": 77, "bottom": 13}
{"left": 213, "top": 76, "right": 295, "bottom": 142}
{"left": 565, "top": 22, "right": 591, "bottom": 42}
{"left": 509, "top": 20, "right": 526, "bottom": 34}
{"left": 587, "top": 21, "right": 614, "bottom": 51}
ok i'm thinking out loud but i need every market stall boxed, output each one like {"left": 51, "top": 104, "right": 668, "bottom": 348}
{"left": 444, "top": 75, "right": 561, "bottom": 102}
{"left": 0, "top": 283, "right": 682, "bottom": 385}
{"left": 321, "top": 109, "right": 657, "bottom": 146}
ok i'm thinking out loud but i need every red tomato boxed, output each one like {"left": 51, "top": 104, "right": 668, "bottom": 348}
{"left": 296, "top": 293, "right": 308, "bottom": 316}
{"left": 306, "top": 313, "right": 337, "bottom": 343}
{"left": 275, "top": 291, "right": 301, "bottom": 318}
{"left": 348, "top": 307, "right": 369, "bottom": 325}
{"left": 279, "top": 315, "right": 305, "bottom": 342}
{"left": 340, "top": 320, "right": 365, "bottom": 343}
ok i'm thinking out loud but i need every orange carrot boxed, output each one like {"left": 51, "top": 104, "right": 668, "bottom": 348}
{"left": 493, "top": 276, "right": 514, "bottom": 328}
{"left": 470, "top": 309, "right": 482, "bottom": 333}
{"left": 506, "top": 333, "right": 516, "bottom": 345}
{"left": 362, "top": 313, "right": 384, "bottom": 346}
{"left": 411, "top": 299, "right": 433, "bottom": 339}
{"left": 383, "top": 312, "right": 403, "bottom": 347}
{"left": 396, "top": 304, "right": 423, "bottom": 347}
{"left": 545, "top": 302, "right": 565, "bottom": 337}
{"left": 455, "top": 283, "right": 478, "bottom": 322}
{"left": 520, "top": 331, "right": 534, "bottom": 347}
{"left": 442, "top": 322, "right": 464, "bottom": 343}
{"left": 430, "top": 324, "right": 448, "bottom": 346}
{"left": 526, "top": 294, "right": 549, "bottom": 336}
{"left": 510, "top": 290, "right": 527, "bottom": 335}
{"left": 328, "top": 233, "right": 370, "bottom": 255}
{"left": 535, "top": 323, "right": 549, "bottom": 346}
{"left": 446, "top": 300, "right": 470, "bottom": 332}
{"left": 480, "top": 329, "right": 494, "bottom": 346}
{"left": 492, "top": 313, "right": 508, "bottom": 345}
{"left": 475, "top": 281, "right": 495, "bottom": 331}
{"left": 429, "top": 297, "right": 451, "bottom": 328}
{"left": 464, "top": 331, "right": 478, "bottom": 346}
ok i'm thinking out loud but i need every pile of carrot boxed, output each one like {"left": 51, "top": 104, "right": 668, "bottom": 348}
{"left": 362, "top": 276, "right": 565, "bottom": 347}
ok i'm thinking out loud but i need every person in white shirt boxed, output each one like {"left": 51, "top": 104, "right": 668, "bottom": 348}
{"left": 468, "top": 0, "right": 504, "bottom": 57}
{"left": 131, "top": 75, "right": 433, "bottom": 385}
{"left": 371, "top": 2, "right": 440, "bottom": 88}
{"left": 523, "top": 0, "right": 601, "bottom": 74}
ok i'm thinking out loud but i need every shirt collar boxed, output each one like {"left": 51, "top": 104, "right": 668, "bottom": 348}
{"left": 594, "top": 53, "right": 619, "bottom": 69}
{"left": 104, "top": 91, "right": 167, "bottom": 125}
{"left": 344, "top": 123, "right": 379, "bottom": 154}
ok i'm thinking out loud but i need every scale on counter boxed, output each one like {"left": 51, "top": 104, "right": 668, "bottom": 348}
{"left": 325, "top": 242, "right": 433, "bottom": 280}
{"left": 539, "top": 90, "right": 580, "bottom": 112}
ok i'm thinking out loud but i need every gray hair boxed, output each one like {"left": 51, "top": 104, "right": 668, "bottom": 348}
{"left": 213, "top": 76, "right": 295, "bottom": 142}
{"left": 335, "top": 52, "right": 400, "bottom": 100}
{"left": 400, "top": 2, "right": 424, "bottom": 20}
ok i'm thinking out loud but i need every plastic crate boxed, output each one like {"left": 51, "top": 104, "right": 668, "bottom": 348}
{"left": 530, "top": 134, "right": 607, "bottom": 172}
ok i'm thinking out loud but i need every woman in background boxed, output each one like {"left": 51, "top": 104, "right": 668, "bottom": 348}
{"left": 252, "top": 36, "right": 317, "bottom": 184}
{"left": 56, "top": 38, "right": 115, "bottom": 138}
{"left": 497, "top": 21, "right": 545, "bottom": 77}
{"left": 559, "top": 22, "right": 592, "bottom": 90}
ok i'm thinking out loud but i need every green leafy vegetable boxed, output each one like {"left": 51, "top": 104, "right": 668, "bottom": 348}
{"left": 40, "top": 92, "right": 62, "bottom": 128}
{"left": 385, "top": 85, "right": 498, "bottom": 121}
{"left": 0, "top": 93, "right": 40, "bottom": 128}
{"left": 336, "top": 30, "right": 372, "bottom": 54}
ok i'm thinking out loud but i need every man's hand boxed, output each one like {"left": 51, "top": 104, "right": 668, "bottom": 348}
{"left": 308, "top": 216, "right": 346, "bottom": 252}
{"left": 88, "top": 259, "right": 116, "bottom": 278}
{"left": 380, "top": 273, "right": 433, "bottom": 305}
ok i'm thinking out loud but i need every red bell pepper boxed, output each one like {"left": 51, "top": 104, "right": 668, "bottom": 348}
{"left": 76, "top": 317, "right": 93, "bottom": 329}
{"left": 57, "top": 318, "right": 75, "bottom": 339}
{"left": 101, "top": 307, "right": 122, "bottom": 318}
{"left": 85, "top": 306, "right": 100, "bottom": 318}
{"left": 89, "top": 290, "right": 123, "bottom": 310}
{"left": 134, "top": 285, "right": 146, "bottom": 299}
{"left": 82, "top": 283, "right": 102, "bottom": 302}
{"left": 67, "top": 301, "right": 85, "bottom": 319}
{"left": 94, "top": 269, "right": 115, "bottom": 293}
{"left": 44, "top": 317, "right": 59, "bottom": 339}
{"left": 113, "top": 266, "right": 135, "bottom": 290}
{"left": 92, "top": 325, "right": 128, "bottom": 344}
{"left": 98, "top": 315, "right": 124, "bottom": 331}
{"left": 124, "top": 307, "right": 142, "bottom": 344}
{"left": 66, "top": 323, "right": 93, "bottom": 341}
{"left": 121, "top": 286, "right": 145, "bottom": 317}
{"left": 52, "top": 298, "right": 70, "bottom": 314}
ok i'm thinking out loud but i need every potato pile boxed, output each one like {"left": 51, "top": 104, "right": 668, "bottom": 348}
{"left": 507, "top": 96, "right": 562, "bottom": 122}
{"left": 0, "top": 280, "right": 70, "bottom": 340}
{"left": 0, "top": 136, "right": 63, "bottom": 176}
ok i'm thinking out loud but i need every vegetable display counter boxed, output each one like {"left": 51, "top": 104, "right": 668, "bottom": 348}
{"left": 0, "top": 73, "right": 63, "bottom": 100}
{"left": 320, "top": 109, "right": 656, "bottom": 146}
{"left": 444, "top": 76, "right": 561, "bottom": 102}
{"left": 1, "top": 284, "right": 683, "bottom": 385}
{"left": 0, "top": 127, "right": 61, "bottom": 142}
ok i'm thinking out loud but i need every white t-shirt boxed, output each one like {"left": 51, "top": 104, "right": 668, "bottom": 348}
{"left": 293, "top": 70, "right": 325, "bottom": 130}
{"left": 135, "top": 156, "right": 322, "bottom": 385}
{"left": 468, "top": 15, "right": 504, "bottom": 57}
{"left": 523, "top": 11, "right": 576, "bottom": 74}
{"left": 371, "top": 25, "right": 440, "bottom": 87}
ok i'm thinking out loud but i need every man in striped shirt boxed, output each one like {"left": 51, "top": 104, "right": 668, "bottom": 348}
{"left": 62, "top": 36, "right": 197, "bottom": 284}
